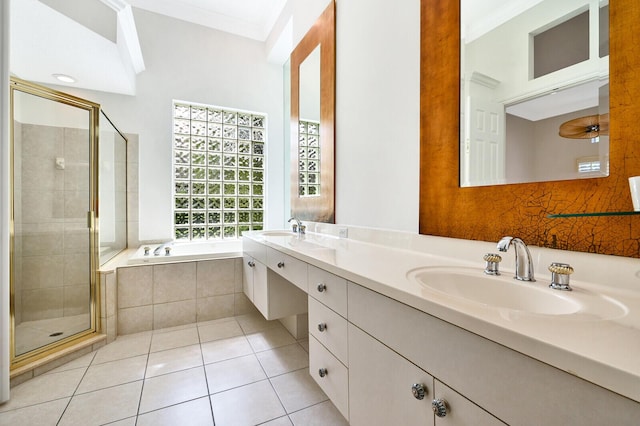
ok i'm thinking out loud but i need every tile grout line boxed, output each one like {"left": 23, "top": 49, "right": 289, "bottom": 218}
{"left": 6, "top": 315, "right": 315, "bottom": 425}
{"left": 247, "top": 322, "right": 297, "bottom": 424}
{"left": 133, "top": 334, "right": 153, "bottom": 424}
{"left": 196, "top": 322, "right": 217, "bottom": 425}
{"left": 55, "top": 350, "right": 96, "bottom": 425}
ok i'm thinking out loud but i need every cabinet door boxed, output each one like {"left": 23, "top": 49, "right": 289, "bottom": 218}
{"left": 252, "top": 260, "right": 268, "bottom": 317}
{"left": 242, "top": 255, "right": 255, "bottom": 301}
{"left": 433, "top": 380, "right": 505, "bottom": 426}
{"left": 349, "top": 324, "right": 434, "bottom": 426}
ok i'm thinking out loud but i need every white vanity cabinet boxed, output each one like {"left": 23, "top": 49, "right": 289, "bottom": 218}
{"left": 432, "top": 380, "right": 505, "bottom": 426}
{"left": 242, "top": 235, "right": 640, "bottom": 425}
{"left": 349, "top": 323, "right": 434, "bottom": 425}
{"left": 307, "top": 266, "right": 350, "bottom": 420}
{"left": 242, "top": 254, "right": 260, "bottom": 302}
{"left": 349, "top": 322, "right": 503, "bottom": 426}
{"left": 242, "top": 238, "right": 307, "bottom": 320}
{"left": 348, "top": 282, "right": 640, "bottom": 425}
{"left": 266, "top": 247, "right": 308, "bottom": 291}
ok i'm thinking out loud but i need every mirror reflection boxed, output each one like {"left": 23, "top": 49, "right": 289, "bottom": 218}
{"left": 99, "top": 111, "right": 128, "bottom": 265}
{"left": 298, "top": 45, "right": 321, "bottom": 197}
{"left": 460, "top": 0, "right": 609, "bottom": 187}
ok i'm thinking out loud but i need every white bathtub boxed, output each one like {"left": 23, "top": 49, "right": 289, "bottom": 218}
{"left": 127, "top": 240, "right": 243, "bottom": 265}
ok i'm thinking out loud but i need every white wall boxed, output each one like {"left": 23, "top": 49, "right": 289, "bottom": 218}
{"left": 9, "top": 0, "right": 422, "bottom": 244}
{"left": 57, "top": 8, "right": 286, "bottom": 241}
{"left": 464, "top": 0, "right": 606, "bottom": 104}
{"left": 334, "top": 0, "right": 420, "bottom": 232}
{"left": 1, "top": 0, "right": 10, "bottom": 404}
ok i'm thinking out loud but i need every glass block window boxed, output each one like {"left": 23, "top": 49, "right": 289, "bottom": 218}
{"left": 173, "top": 102, "right": 266, "bottom": 240}
{"left": 298, "top": 120, "right": 320, "bottom": 196}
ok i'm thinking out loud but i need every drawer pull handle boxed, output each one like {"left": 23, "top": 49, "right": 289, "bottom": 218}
{"left": 277, "top": 261, "right": 285, "bottom": 268}
{"left": 432, "top": 399, "right": 448, "bottom": 417}
{"left": 318, "top": 368, "right": 328, "bottom": 378}
{"left": 247, "top": 261, "right": 255, "bottom": 267}
{"left": 411, "top": 383, "right": 426, "bottom": 400}
{"left": 317, "top": 323, "right": 327, "bottom": 332}
{"left": 317, "top": 283, "right": 326, "bottom": 292}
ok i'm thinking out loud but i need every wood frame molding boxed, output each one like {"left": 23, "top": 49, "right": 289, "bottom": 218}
{"left": 290, "top": 2, "right": 336, "bottom": 223}
{"left": 420, "top": 0, "right": 640, "bottom": 257}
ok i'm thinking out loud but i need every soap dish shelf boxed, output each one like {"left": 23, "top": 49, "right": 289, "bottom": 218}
{"left": 547, "top": 211, "right": 640, "bottom": 218}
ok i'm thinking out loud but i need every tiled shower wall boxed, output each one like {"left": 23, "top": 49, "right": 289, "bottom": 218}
{"left": 116, "top": 258, "right": 256, "bottom": 334}
{"left": 13, "top": 122, "right": 91, "bottom": 324}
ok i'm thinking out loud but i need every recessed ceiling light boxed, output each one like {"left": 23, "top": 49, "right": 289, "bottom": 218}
{"left": 52, "top": 74, "right": 76, "bottom": 83}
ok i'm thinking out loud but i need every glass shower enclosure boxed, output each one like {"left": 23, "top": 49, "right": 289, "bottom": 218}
{"left": 9, "top": 77, "right": 125, "bottom": 369}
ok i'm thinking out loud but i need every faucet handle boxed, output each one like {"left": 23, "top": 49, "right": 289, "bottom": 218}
{"left": 548, "top": 262, "right": 574, "bottom": 291}
{"left": 483, "top": 253, "right": 502, "bottom": 276}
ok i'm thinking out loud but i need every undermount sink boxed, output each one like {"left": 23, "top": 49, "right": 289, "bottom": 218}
{"left": 407, "top": 267, "right": 627, "bottom": 319}
{"left": 259, "top": 230, "right": 297, "bottom": 237}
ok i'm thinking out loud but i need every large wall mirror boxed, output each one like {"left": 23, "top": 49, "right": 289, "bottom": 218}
{"left": 290, "top": 2, "right": 335, "bottom": 223}
{"left": 420, "top": 0, "right": 640, "bottom": 257}
{"left": 461, "top": 0, "right": 609, "bottom": 187}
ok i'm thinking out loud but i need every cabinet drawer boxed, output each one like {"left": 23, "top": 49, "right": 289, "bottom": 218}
{"left": 242, "top": 236, "right": 267, "bottom": 263}
{"left": 266, "top": 247, "right": 308, "bottom": 291}
{"left": 309, "top": 335, "right": 349, "bottom": 421}
{"left": 308, "top": 296, "right": 348, "bottom": 364}
{"left": 308, "top": 265, "right": 347, "bottom": 317}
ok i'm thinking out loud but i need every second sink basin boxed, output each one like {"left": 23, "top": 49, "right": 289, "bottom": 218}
{"left": 407, "top": 267, "right": 626, "bottom": 319}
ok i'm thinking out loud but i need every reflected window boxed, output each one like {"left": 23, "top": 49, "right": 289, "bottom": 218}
{"left": 298, "top": 119, "right": 320, "bottom": 196}
{"left": 172, "top": 101, "right": 266, "bottom": 240}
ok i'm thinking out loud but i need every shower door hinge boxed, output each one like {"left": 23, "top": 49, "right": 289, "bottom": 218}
{"left": 87, "top": 211, "right": 95, "bottom": 229}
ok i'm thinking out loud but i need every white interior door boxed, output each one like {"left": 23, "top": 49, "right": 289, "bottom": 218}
{"left": 462, "top": 77, "right": 506, "bottom": 187}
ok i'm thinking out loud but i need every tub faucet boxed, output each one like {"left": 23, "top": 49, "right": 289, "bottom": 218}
{"left": 288, "top": 217, "right": 305, "bottom": 234}
{"left": 497, "top": 236, "right": 535, "bottom": 282}
{"left": 153, "top": 242, "right": 173, "bottom": 256}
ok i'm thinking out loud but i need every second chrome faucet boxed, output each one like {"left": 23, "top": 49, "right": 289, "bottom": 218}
{"left": 497, "top": 236, "right": 535, "bottom": 282}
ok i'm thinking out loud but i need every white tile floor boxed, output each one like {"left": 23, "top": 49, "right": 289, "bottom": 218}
{"left": 0, "top": 313, "right": 349, "bottom": 426}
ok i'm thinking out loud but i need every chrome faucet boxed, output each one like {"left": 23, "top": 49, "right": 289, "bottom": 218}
{"left": 153, "top": 242, "right": 173, "bottom": 256}
{"left": 497, "top": 236, "right": 535, "bottom": 282}
{"left": 288, "top": 217, "right": 305, "bottom": 234}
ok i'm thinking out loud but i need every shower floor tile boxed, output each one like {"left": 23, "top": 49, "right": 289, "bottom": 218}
{"left": 0, "top": 315, "right": 347, "bottom": 425}
{"left": 14, "top": 313, "right": 90, "bottom": 355}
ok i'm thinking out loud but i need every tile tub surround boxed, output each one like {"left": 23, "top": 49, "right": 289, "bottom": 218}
{"left": 117, "top": 257, "right": 256, "bottom": 334}
{"left": 244, "top": 226, "right": 640, "bottom": 404}
{"left": 0, "top": 314, "right": 348, "bottom": 425}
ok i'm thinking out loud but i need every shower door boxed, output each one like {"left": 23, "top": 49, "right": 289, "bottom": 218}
{"left": 10, "top": 78, "right": 99, "bottom": 367}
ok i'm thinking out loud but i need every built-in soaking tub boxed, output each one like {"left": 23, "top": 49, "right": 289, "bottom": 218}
{"left": 127, "top": 239, "right": 243, "bottom": 264}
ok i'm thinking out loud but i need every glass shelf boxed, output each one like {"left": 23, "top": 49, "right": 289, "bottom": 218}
{"left": 547, "top": 211, "right": 640, "bottom": 218}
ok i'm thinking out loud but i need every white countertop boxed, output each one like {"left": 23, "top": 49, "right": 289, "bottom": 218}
{"left": 243, "top": 227, "right": 640, "bottom": 403}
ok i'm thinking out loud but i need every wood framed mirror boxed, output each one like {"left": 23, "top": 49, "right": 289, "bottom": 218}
{"left": 420, "top": 0, "right": 640, "bottom": 257}
{"left": 290, "top": 2, "right": 336, "bottom": 223}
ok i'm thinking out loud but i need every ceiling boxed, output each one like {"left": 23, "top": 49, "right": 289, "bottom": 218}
{"left": 128, "top": 0, "right": 288, "bottom": 41}
{"left": 10, "top": 0, "right": 288, "bottom": 95}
